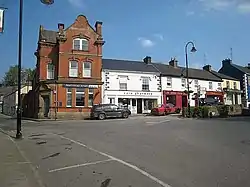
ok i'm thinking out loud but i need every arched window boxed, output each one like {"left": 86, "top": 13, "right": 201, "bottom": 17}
{"left": 73, "top": 38, "right": 88, "bottom": 51}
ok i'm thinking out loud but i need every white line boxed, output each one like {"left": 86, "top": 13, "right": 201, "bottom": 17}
{"left": 49, "top": 159, "right": 114, "bottom": 173}
{"left": 146, "top": 120, "right": 170, "bottom": 125}
{"left": 4, "top": 161, "right": 31, "bottom": 165}
{"left": 55, "top": 134, "right": 172, "bottom": 187}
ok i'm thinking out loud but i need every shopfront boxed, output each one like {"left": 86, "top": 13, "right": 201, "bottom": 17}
{"left": 163, "top": 91, "right": 187, "bottom": 108}
{"left": 206, "top": 91, "right": 224, "bottom": 104}
{"left": 103, "top": 91, "right": 161, "bottom": 114}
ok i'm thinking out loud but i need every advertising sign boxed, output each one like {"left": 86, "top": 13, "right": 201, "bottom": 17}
{"left": 0, "top": 9, "right": 4, "bottom": 33}
{"left": 248, "top": 75, "right": 250, "bottom": 101}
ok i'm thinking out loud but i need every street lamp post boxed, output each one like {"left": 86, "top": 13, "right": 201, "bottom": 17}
{"left": 185, "top": 41, "right": 197, "bottom": 118}
{"left": 16, "top": 0, "right": 54, "bottom": 139}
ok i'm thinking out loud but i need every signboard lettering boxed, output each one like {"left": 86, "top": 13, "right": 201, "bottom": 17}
{"left": 63, "top": 84, "right": 98, "bottom": 88}
{"left": 123, "top": 92, "right": 153, "bottom": 96}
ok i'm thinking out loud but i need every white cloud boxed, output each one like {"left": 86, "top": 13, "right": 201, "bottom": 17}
{"left": 186, "top": 11, "right": 195, "bottom": 16}
{"left": 68, "top": 0, "right": 84, "bottom": 8}
{"left": 138, "top": 37, "right": 155, "bottom": 48}
{"left": 199, "top": 0, "right": 250, "bottom": 13}
{"left": 153, "top": 34, "right": 164, "bottom": 41}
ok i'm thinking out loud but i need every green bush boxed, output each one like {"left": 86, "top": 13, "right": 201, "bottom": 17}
{"left": 182, "top": 106, "right": 210, "bottom": 118}
{"left": 216, "top": 105, "right": 229, "bottom": 117}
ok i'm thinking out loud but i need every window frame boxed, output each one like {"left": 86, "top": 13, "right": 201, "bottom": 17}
{"left": 83, "top": 62, "right": 92, "bottom": 78}
{"left": 233, "top": 82, "right": 237, "bottom": 89}
{"left": 73, "top": 38, "right": 89, "bottom": 51}
{"left": 69, "top": 60, "right": 78, "bottom": 77}
{"left": 194, "top": 79, "right": 198, "bottom": 87}
{"left": 75, "top": 88, "right": 85, "bottom": 107}
{"left": 209, "top": 82, "right": 213, "bottom": 90}
{"left": 66, "top": 88, "right": 72, "bottom": 107}
{"left": 142, "top": 77, "right": 150, "bottom": 91}
{"left": 47, "top": 63, "right": 54, "bottom": 80}
{"left": 166, "top": 77, "right": 172, "bottom": 87}
{"left": 119, "top": 76, "right": 128, "bottom": 91}
{"left": 226, "top": 81, "right": 230, "bottom": 88}
{"left": 181, "top": 78, "right": 186, "bottom": 88}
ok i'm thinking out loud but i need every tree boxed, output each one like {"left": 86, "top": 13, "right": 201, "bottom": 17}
{"left": 2, "top": 65, "right": 35, "bottom": 86}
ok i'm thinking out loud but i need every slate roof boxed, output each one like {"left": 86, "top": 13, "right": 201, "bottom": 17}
{"left": 210, "top": 70, "right": 239, "bottom": 81}
{"left": 102, "top": 59, "right": 222, "bottom": 81}
{"left": 232, "top": 64, "right": 250, "bottom": 74}
{"left": 39, "top": 29, "right": 57, "bottom": 44}
{"left": 102, "top": 59, "right": 160, "bottom": 73}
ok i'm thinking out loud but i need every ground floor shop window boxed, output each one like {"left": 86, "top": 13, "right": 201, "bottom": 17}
{"left": 66, "top": 88, "right": 72, "bottom": 107}
{"left": 88, "top": 88, "right": 94, "bottom": 107}
{"left": 109, "top": 98, "right": 115, "bottom": 104}
{"left": 76, "top": 88, "right": 85, "bottom": 107}
{"left": 166, "top": 95, "right": 176, "bottom": 106}
{"left": 118, "top": 98, "right": 130, "bottom": 107}
{"left": 144, "top": 99, "right": 156, "bottom": 110}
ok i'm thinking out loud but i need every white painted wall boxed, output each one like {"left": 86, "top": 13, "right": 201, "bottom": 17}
{"left": 102, "top": 70, "right": 162, "bottom": 114}
{"left": 161, "top": 76, "right": 222, "bottom": 106}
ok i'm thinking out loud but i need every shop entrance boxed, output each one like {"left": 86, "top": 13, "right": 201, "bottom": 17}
{"left": 137, "top": 99, "right": 142, "bottom": 114}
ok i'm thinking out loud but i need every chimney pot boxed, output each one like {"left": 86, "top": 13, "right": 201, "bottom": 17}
{"left": 95, "top": 21, "right": 103, "bottom": 36}
{"left": 169, "top": 58, "right": 178, "bottom": 67}
{"left": 58, "top": 23, "right": 64, "bottom": 31}
{"left": 143, "top": 56, "right": 151, "bottom": 64}
{"left": 203, "top": 65, "right": 212, "bottom": 71}
{"left": 248, "top": 63, "right": 250, "bottom": 69}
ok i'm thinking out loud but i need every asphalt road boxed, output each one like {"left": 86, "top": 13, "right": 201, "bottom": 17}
{"left": 0, "top": 115, "right": 250, "bottom": 187}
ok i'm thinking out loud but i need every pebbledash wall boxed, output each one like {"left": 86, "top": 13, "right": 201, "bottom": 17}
{"left": 102, "top": 70, "right": 162, "bottom": 114}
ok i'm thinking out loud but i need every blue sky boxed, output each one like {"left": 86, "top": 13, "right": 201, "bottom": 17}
{"left": 0, "top": 0, "right": 250, "bottom": 78}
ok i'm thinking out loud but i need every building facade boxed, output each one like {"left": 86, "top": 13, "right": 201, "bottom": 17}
{"left": 219, "top": 59, "right": 250, "bottom": 108}
{"left": 156, "top": 59, "right": 223, "bottom": 108}
{"left": 27, "top": 15, "right": 105, "bottom": 119}
{"left": 102, "top": 57, "right": 162, "bottom": 114}
{"left": 203, "top": 65, "right": 242, "bottom": 105}
{"left": 2, "top": 85, "right": 32, "bottom": 116}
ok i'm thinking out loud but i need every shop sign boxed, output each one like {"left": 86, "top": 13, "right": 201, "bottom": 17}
{"left": 123, "top": 91, "right": 153, "bottom": 96}
{"left": 63, "top": 84, "right": 98, "bottom": 88}
{"left": 164, "top": 91, "right": 184, "bottom": 95}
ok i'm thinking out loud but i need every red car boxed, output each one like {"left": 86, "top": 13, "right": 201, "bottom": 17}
{"left": 151, "top": 103, "right": 181, "bottom": 116}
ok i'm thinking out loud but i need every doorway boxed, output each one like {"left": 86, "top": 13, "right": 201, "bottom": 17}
{"left": 137, "top": 99, "right": 142, "bottom": 114}
{"left": 43, "top": 96, "right": 50, "bottom": 117}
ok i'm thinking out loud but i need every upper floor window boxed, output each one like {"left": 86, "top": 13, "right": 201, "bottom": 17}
{"left": 181, "top": 78, "right": 186, "bottom": 88}
{"left": 69, "top": 61, "right": 78, "bottom": 77}
{"left": 194, "top": 79, "right": 198, "bottom": 87}
{"left": 47, "top": 63, "right": 54, "bottom": 80}
{"left": 166, "top": 77, "right": 172, "bottom": 87}
{"left": 73, "top": 38, "right": 88, "bottom": 51}
{"left": 226, "top": 81, "right": 230, "bottom": 88}
{"left": 119, "top": 76, "right": 127, "bottom": 91}
{"left": 83, "top": 62, "right": 92, "bottom": 77}
{"left": 209, "top": 82, "right": 213, "bottom": 90}
{"left": 218, "top": 82, "right": 222, "bottom": 90}
{"left": 233, "top": 82, "right": 237, "bottom": 89}
{"left": 142, "top": 77, "right": 150, "bottom": 91}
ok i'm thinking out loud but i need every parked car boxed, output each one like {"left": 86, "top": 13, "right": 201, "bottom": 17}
{"left": 151, "top": 103, "right": 181, "bottom": 116}
{"left": 90, "top": 104, "right": 131, "bottom": 120}
{"left": 199, "top": 98, "right": 223, "bottom": 106}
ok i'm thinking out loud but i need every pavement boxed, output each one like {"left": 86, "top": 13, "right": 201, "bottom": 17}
{"left": 0, "top": 114, "right": 250, "bottom": 187}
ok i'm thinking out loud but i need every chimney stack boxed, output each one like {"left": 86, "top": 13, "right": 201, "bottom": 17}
{"left": 203, "top": 64, "right": 212, "bottom": 72}
{"left": 95, "top": 21, "right": 103, "bottom": 36}
{"left": 58, "top": 23, "right": 64, "bottom": 33}
{"left": 248, "top": 63, "right": 250, "bottom": 69}
{"left": 222, "top": 58, "right": 232, "bottom": 67}
{"left": 169, "top": 58, "right": 178, "bottom": 68}
{"left": 143, "top": 56, "right": 151, "bottom": 64}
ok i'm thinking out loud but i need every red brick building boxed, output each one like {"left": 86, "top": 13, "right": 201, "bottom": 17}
{"left": 25, "top": 15, "right": 105, "bottom": 119}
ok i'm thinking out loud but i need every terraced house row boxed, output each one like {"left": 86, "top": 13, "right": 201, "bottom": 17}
{"left": 18, "top": 15, "right": 249, "bottom": 119}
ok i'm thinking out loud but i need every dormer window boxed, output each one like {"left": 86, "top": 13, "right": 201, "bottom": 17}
{"left": 73, "top": 38, "right": 88, "bottom": 51}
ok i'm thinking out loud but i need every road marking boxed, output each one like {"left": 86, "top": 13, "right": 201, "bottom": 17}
{"left": 3, "top": 161, "right": 31, "bottom": 165}
{"left": 145, "top": 120, "right": 170, "bottom": 126}
{"left": 55, "top": 134, "right": 172, "bottom": 187}
{"left": 49, "top": 159, "right": 113, "bottom": 173}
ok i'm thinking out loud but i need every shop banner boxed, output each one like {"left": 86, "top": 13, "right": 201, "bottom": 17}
{"left": 0, "top": 9, "right": 4, "bottom": 33}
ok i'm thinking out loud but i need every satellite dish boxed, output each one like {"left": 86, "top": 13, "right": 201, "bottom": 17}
{"left": 40, "top": 0, "right": 54, "bottom": 5}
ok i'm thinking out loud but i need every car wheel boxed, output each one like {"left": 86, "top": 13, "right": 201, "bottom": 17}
{"left": 123, "top": 112, "right": 129, "bottom": 118}
{"left": 98, "top": 113, "right": 105, "bottom": 120}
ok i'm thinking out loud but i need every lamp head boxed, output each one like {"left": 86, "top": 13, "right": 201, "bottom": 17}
{"left": 40, "top": 0, "right": 54, "bottom": 5}
{"left": 191, "top": 46, "right": 197, "bottom": 53}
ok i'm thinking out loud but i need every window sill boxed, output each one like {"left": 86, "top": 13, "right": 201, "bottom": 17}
{"left": 72, "top": 49, "right": 89, "bottom": 53}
